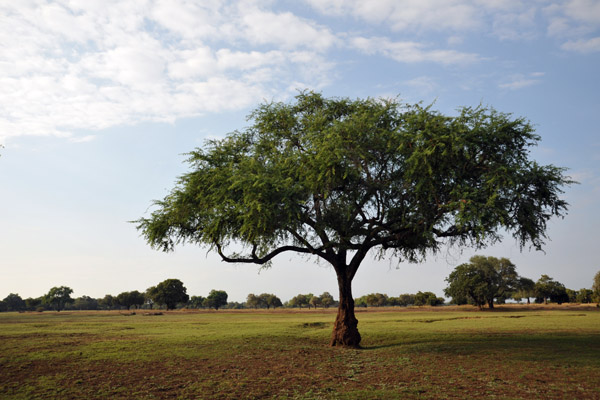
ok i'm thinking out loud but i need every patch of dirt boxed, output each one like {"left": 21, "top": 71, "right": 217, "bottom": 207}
{"left": 3, "top": 340, "right": 600, "bottom": 399}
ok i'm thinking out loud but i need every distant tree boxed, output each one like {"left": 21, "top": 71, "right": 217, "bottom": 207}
{"left": 576, "top": 288, "right": 593, "bottom": 304}
{"left": 0, "top": 300, "right": 6, "bottom": 312}
{"left": 116, "top": 291, "right": 145, "bottom": 310}
{"left": 145, "top": 287, "right": 157, "bottom": 309}
{"left": 136, "top": 92, "right": 573, "bottom": 347}
{"left": 99, "top": 294, "right": 116, "bottom": 310}
{"left": 25, "top": 297, "right": 42, "bottom": 311}
{"left": 309, "top": 295, "right": 322, "bottom": 309}
{"left": 188, "top": 295, "right": 206, "bottom": 309}
{"left": 258, "top": 293, "right": 282, "bottom": 309}
{"left": 72, "top": 296, "right": 98, "bottom": 310}
{"left": 130, "top": 291, "right": 145, "bottom": 309}
{"left": 43, "top": 286, "right": 74, "bottom": 311}
{"left": 150, "top": 279, "right": 189, "bottom": 310}
{"left": 204, "top": 290, "right": 228, "bottom": 310}
{"left": 414, "top": 291, "right": 444, "bottom": 306}
{"left": 288, "top": 294, "right": 311, "bottom": 309}
{"left": 513, "top": 277, "right": 536, "bottom": 304}
{"left": 565, "top": 289, "right": 577, "bottom": 303}
{"left": 320, "top": 292, "right": 335, "bottom": 308}
{"left": 397, "top": 294, "right": 416, "bottom": 307}
{"left": 534, "top": 275, "right": 568, "bottom": 304}
{"left": 365, "top": 293, "right": 388, "bottom": 307}
{"left": 246, "top": 293, "right": 260, "bottom": 309}
{"left": 445, "top": 256, "right": 518, "bottom": 309}
{"left": 3, "top": 293, "right": 26, "bottom": 312}
{"left": 116, "top": 292, "right": 130, "bottom": 310}
{"left": 593, "top": 271, "right": 600, "bottom": 303}
{"left": 354, "top": 296, "right": 367, "bottom": 308}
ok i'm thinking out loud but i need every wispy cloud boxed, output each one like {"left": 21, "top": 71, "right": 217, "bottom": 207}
{"left": 545, "top": 0, "right": 600, "bottom": 51}
{"left": 351, "top": 37, "right": 481, "bottom": 65}
{"left": 561, "top": 37, "right": 600, "bottom": 53}
{"left": 499, "top": 72, "right": 545, "bottom": 90}
{"left": 68, "top": 135, "right": 96, "bottom": 144}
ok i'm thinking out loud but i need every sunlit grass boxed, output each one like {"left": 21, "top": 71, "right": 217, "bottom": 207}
{"left": 1, "top": 307, "right": 599, "bottom": 399}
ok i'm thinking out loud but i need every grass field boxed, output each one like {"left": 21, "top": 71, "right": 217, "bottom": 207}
{"left": 1, "top": 306, "right": 599, "bottom": 399}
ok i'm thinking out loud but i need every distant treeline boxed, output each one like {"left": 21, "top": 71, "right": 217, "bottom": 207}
{"left": 2, "top": 265, "right": 599, "bottom": 312}
{"left": 0, "top": 277, "right": 448, "bottom": 312}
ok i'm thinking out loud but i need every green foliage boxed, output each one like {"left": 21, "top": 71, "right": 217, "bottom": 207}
{"left": 414, "top": 291, "right": 444, "bottom": 306}
{"left": 445, "top": 255, "right": 518, "bottom": 309}
{"left": 287, "top": 293, "right": 313, "bottom": 308}
{"left": 566, "top": 289, "right": 578, "bottom": 303}
{"left": 115, "top": 291, "right": 145, "bottom": 310}
{"left": 136, "top": 91, "right": 572, "bottom": 267}
{"left": 576, "top": 288, "right": 594, "bottom": 303}
{"left": 246, "top": 293, "right": 282, "bottom": 309}
{"left": 71, "top": 296, "right": 98, "bottom": 311}
{"left": 512, "top": 277, "right": 536, "bottom": 304}
{"left": 396, "top": 294, "right": 416, "bottom": 306}
{"left": 309, "top": 295, "right": 322, "bottom": 308}
{"left": 2, "top": 293, "right": 26, "bottom": 312}
{"left": 204, "top": 290, "right": 228, "bottom": 310}
{"left": 535, "top": 275, "right": 569, "bottom": 304}
{"left": 320, "top": 292, "right": 335, "bottom": 308}
{"left": 365, "top": 293, "right": 389, "bottom": 307}
{"left": 1, "top": 310, "right": 600, "bottom": 399}
{"left": 188, "top": 295, "right": 206, "bottom": 309}
{"left": 149, "top": 279, "right": 189, "bottom": 310}
{"left": 99, "top": 294, "right": 116, "bottom": 310}
{"left": 593, "top": 271, "right": 600, "bottom": 302}
{"left": 43, "top": 286, "right": 74, "bottom": 311}
{"left": 24, "top": 297, "right": 42, "bottom": 311}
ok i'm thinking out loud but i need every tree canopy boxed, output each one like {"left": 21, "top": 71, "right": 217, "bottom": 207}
{"left": 593, "top": 271, "right": 600, "bottom": 302}
{"left": 204, "top": 289, "right": 228, "bottom": 310}
{"left": 148, "top": 279, "right": 189, "bottom": 310}
{"left": 137, "top": 92, "right": 572, "bottom": 347}
{"left": 535, "top": 275, "right": 568, "bottom": 304}
{"left": 445, "top": 255, "right": 518, "bottom": 309}
{"left": 43, "top": 286, "right": 74, "bottom": 311}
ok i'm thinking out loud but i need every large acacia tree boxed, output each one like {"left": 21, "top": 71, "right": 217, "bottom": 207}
{"left": 136, "top": 92, "right": 571, "bottom": 347}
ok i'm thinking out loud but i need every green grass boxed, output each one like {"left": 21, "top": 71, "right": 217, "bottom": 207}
{"left": 1, "top": 307, "right": 599, "bottom": 399}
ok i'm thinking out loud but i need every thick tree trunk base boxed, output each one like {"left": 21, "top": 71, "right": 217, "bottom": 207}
{"left": 330, "top": 315, "right": 361, "bottom": 348}
{"left": 331, "top": 274, "right": 361, "bottom": 348}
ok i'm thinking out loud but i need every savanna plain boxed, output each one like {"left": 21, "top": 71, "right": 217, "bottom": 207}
{"left": 1, "top": 306, "right": 599, "bottom": 400}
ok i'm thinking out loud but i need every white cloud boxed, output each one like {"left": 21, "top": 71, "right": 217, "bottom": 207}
{"left": 545, "top": 0, "right": 600, "bottom": 51}
{"left": 562, "top": 0, "right": 600, "bottom": 24}
{"left": 69, "top": 135, "right": 97, "bottom": 143}
{"left": 499, "top": 72, "right": 544, "bottom": 90}
{"left": 306, "top": 0, "right": 539, "bottom": 39}
{"left": 238, "top": 8, "right": 337, "bottom": 51}
{"left": 305, "top": 0, "right": 484, "bottom": 32}
{"left": 351, "top": 36, "right": 480, "bottom": 65}
{"left": 0, "top": 1, "right": 336, "bottom": 141}
{"left": 562, "top": 37, "right": 600, "bottom": 53}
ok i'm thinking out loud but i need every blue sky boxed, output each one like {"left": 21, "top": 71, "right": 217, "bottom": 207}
{"left": 1, "top": 0, "right": 599, "bottom": 302}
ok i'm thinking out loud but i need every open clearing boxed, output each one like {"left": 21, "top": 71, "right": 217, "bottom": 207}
{"left": 1, "top": 306, "right": 599, "bottom": 399}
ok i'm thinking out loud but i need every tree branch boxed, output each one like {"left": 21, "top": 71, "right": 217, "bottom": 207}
{"left": 215, "top": 242, "right": 315, "bottom": 265}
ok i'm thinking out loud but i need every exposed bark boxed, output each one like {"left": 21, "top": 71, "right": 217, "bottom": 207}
{"left": 330, "top": 268, "right": 361, "bottom": 348}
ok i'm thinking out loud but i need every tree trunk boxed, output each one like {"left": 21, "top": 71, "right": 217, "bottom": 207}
{"left": 330, "top": 269, "right": 361, "bottom": 348}
{"left": 488, "top": 300, "right": 494, "bottom": 309}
